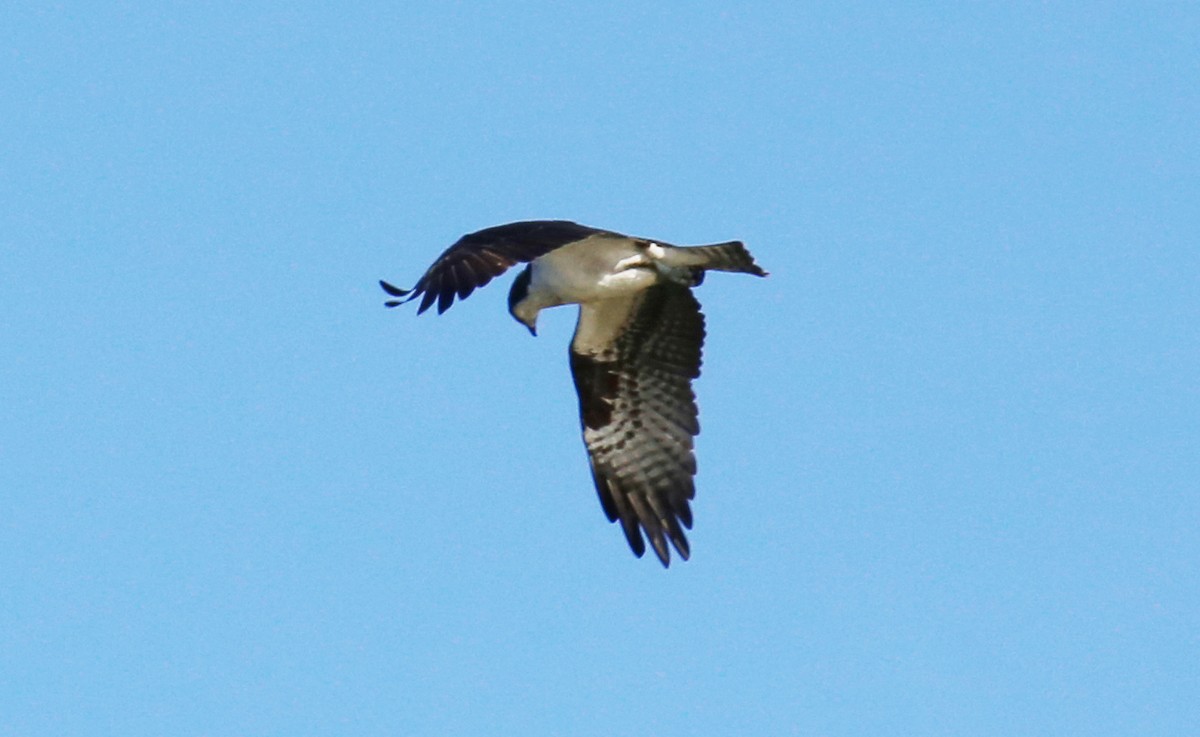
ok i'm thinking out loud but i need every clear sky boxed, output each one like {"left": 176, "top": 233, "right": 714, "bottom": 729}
{"left": 2, "top": 3, "right": 1197, "bottom": 735}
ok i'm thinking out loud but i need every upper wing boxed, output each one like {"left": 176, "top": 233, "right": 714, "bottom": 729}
{"left": 380, "top": 220, "right": 612, "bottom": 315}
{"left": 569, "top": 283, "right": 705, "bottom": 567}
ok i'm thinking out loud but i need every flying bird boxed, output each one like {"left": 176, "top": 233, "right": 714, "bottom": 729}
{"left": 381, "top": 220, "right": 766, "bottom": 566}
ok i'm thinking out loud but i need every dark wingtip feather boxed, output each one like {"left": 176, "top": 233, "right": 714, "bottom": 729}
{"left": 669, "top": 528, "right": 691, "bottom": 562}
{"left": 620, "top": 516, "right": 646, "bottom": 558}
{"left": 379, "top": 279, "right": 411, "bottom": 297}
{"left": 651, "top": 538, "right": 671, "bottom": 567}
{"left": 417, "top": 283, "right": 438, "bottom": 314}
{"left": 437, "top": 282, "right": 455, "bottom": 314}
{"left": 384, "top": 300, "right": 403, "bottom": 308}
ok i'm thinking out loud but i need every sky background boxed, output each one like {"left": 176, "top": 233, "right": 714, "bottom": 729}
{"left": 2, "top": 3, "right": 1198, "bottom": 735}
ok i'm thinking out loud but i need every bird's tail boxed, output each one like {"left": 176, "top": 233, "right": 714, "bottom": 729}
{"left": 666, "top": 240, "right": 767, "bottom": 277}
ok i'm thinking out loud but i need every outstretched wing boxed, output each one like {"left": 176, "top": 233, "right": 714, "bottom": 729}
{"left": 380, "top": 220, "right": 611, "bottom": 315}
{"left": 569, "top": 283, "right": 705, "bottom": 567}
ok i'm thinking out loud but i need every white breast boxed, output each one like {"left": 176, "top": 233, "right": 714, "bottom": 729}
{"left": 530, "top": 235, "right": 659, "bottom": 305}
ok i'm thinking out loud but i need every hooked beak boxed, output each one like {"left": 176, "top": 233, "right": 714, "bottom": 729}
{"left": 510, "top": 300, "right": 538, "bottom": 336}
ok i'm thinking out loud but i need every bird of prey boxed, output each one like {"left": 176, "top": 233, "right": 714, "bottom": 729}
{"left": 380, "top": 220, "right": 766, "bottom": 566}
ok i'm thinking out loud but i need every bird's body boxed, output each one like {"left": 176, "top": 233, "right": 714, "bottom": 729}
{"left": 511, "top": 234, "right": 661, "bottom": 329}
{"left": 381, "top": 220, "right": 766, "bottom": 566}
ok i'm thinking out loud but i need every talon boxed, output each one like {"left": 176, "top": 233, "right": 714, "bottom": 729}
{"left": 613, "top": 254, "right": 651, "bottom": 272}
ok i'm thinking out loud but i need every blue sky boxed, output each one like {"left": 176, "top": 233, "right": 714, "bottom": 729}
{"left": 2, "top": 3, "right": 1197, "bottom": 735}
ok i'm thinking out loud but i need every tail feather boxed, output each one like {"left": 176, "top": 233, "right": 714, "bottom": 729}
{"left": 668, "top": 241, "right": 768, "bottom": 277}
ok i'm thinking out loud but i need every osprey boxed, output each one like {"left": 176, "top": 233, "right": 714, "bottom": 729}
{"left": 381, "top": 220, "right": 766, "bottom": 566}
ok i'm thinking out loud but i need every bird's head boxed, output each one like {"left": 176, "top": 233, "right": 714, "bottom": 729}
{"left": 507, "top": 265, "right": 538, "bottom": 336}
